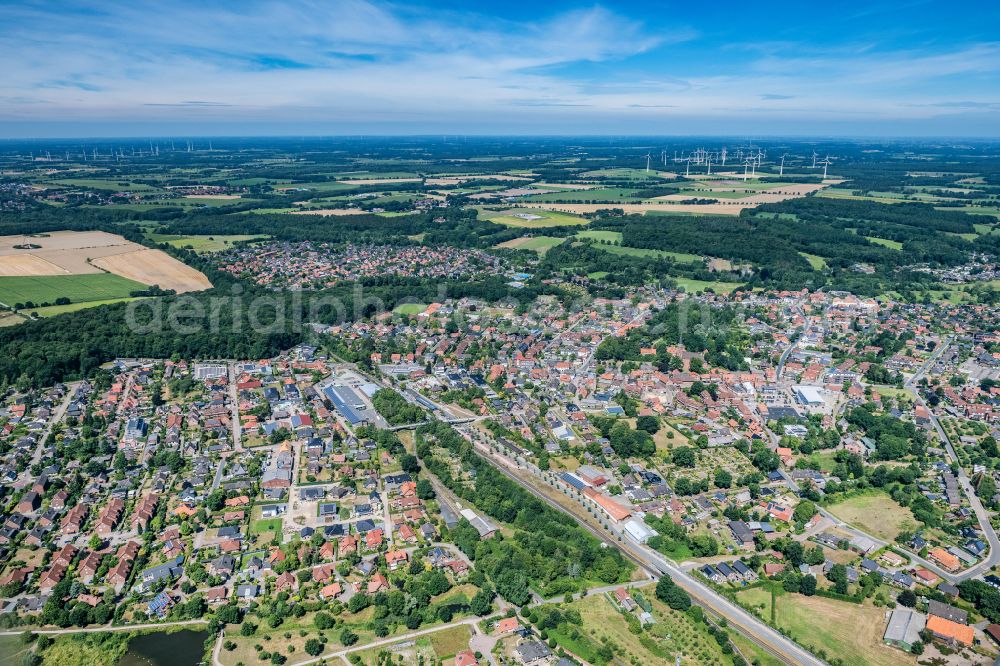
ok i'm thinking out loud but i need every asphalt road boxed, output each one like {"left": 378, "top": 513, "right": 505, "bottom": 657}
{"left": 909, "top": 337, "right": 1000, "bottom": 581}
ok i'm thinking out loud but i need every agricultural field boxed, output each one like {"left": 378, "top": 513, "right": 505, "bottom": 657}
{"left": 0, "top": 274, "right": 147, "bottom": 307}
{"left": 520, "top": 201, "right": 753, "bottom": 216}
{"left": 736, "top": 586, "right": 913, "bottom": 666}
{"left": 40, "top": 177, "right": 164, "bottom": 192}
{"left": 20, "top": 296, "right": 147, "bottom": 318}
{"left": 826, "top": 492, "right": 917, "bottom": 541}
{"left": 90, "top": 248, "right": 211, "bottom": 293}
{"left": 575, "top": 229, "right": 623, "bottom": 243}
{"left": 146, "top": 233, "right": 269, "bottom": 253}
{"left": 599, "top": 243, "right": 702, "bottom": 263}
{"left": 524, "top": 186, "right": 644, "bottom": 203}
{"left": 0, "top": 230, "right": 211, "bottom": 299}
{"left": 479, "top": 208, "right": 588, "bottom": 228}
{"left": 494, "top": 235, "right": 564, "bottom": 254}
{"left": 579, "top": 167, "right": 676, "bottom": 180}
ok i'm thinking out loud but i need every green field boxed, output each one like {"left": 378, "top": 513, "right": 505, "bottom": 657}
{"left": 873, "top": 386, "right": 917, "bottom": 401}
{"left": 0, "top": 274, "right": 149, "bottom": 308}
{"left": 800, "top": 252, "right": 828, "bottom": 269}
{"left": 481, "top": 208, "right": 588, "bottom": 228}
{"left": 524, "top": 187, "right": 641, "bottom": 203}
{"left": 736, "top": 587, "right": 912, "bottom": 666}
{"left": 673, "top": 277, "right": 743, "bottom": 294}
{"left": 579, "top": 167, "right": 674, "bottom": 180}
{"left": 24, "top": 297, "right": 147, "bottom": 318}
{"left": 575, "top": 229, "right": 623, "bottom": 242}
{"left": 827, "top": 492, "right": 916, "bottom": 541}
{"left": 817, "top": 189, "right": 906, "bottom": 205}
{"left": 42, "top": 178, "right": 162, "bottom": 192}
{"left": 495, "top": 236, "right": 564, "bottom": 254}
{"left": 865, "top": 236, "right": 904, "bottom": 250}
{"left": 598, "top": 244, "right": 702, "bottom": 263}
{"left": 147, "top": 233, "right": 269, "bottom": 252}
{"left": 277, "top": 180, "right": 362, "bottom": 193}
{"left": 0, "top": 635, "right": 30, "bottom": 665}
{"left": 393, "top": 302, "right": 427, "bottom": 315}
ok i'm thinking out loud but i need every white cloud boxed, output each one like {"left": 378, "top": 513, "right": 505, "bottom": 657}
{"left": 0, "top": 1, "right": 997, "bottom": 133}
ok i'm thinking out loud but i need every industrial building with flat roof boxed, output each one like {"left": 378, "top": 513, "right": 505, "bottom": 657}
{"left": 323, "top": 385, "right": 369, "bottom": 426}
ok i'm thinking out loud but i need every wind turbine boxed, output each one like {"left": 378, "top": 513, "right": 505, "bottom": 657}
{"left": 811, "top": 151, "right": 818, "bottom": 169}
{"left": 721, "top": 147, "right": 727, "bottom": 166}
{"left": 779, "top": 154, "right": 787, "bottom": 177}
{"left": 821, "top": 156, "right": 832, "bottom": 179}
{"left": 743, "top": 157, "right": 752, "bottom": 181}
{"left": 644, "top": 153, "right": 651, "bottom": 173}
{"left": 706, "top": 154, "right": 713, "bottom": 175}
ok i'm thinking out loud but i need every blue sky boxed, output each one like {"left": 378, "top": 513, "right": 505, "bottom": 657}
{"left": 1, "top": 0, "right": 999, "bottom": 137}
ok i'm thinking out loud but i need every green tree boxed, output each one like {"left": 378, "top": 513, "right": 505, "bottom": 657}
{"left": 672, "top": 446, "right": 696, "bottom": 468}
{"left": 304, "top": 639, "right": 323, "bottom": 657}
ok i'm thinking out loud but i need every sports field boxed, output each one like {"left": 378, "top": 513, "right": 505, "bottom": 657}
{"left": 0, "top": 274, "right": 147, "bottom": 307}
{"left": 393, "top": 302, "right": 427, "bottom": 316}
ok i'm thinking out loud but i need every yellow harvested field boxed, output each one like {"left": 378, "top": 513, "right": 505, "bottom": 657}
{"left": 91, "top": 248, "right": 212, "bottom": 293}
{"left": 0, "top": 230, "right": 132, "bottom": 253}
{"left": 0, "top": 254, "right": 70, "bottom": 276}
{"left": 1, "top": 229, "right": 153, "bottom": 273}
{"left": 0, "top": 229, "right": 212, "bottom": 298}
{"left": 291, "top": 208, "right": 368, "bottom": 216}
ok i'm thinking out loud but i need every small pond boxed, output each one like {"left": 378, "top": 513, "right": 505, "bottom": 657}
{"left": 116, "top": 629, "right": 208, "bottom": 666}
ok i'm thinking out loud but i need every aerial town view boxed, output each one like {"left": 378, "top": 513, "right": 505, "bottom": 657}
{"left": 0, "top": 2, "right": 999, "bottom": 666}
